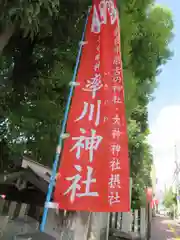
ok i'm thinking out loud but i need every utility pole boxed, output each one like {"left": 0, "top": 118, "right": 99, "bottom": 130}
{"left": 174, "top": 144, "right": 180, "bottom": 218}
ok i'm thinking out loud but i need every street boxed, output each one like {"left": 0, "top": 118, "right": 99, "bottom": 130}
{"left": 151, "top": 215, "right": 180, "bottom": 239}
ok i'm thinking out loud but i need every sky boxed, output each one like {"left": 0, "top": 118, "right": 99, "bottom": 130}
{"left": 148, "top": 0, "right": 180, "bottom": 192}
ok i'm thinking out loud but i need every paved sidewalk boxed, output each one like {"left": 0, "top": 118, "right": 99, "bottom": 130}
{"left": 151, "top": 215, "right": 180, "bottom": 239}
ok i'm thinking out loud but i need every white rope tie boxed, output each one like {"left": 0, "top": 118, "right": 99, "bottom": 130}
{"left": 79, "top": 41, "right": 88, "bottom": 46}
{"left": 60, "top": 133, "right": 70, "bottom": 139}
{"left": 45, "top": 202, "right": 59, "bottom": 209}
{"left": 69, "top": 81, "right": 80, "bottom": 87}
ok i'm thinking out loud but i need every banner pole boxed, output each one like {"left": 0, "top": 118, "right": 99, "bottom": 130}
{"left": 39, "top": 8, "right": 90, "bottom": 232}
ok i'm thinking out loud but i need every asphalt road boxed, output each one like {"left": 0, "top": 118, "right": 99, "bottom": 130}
{"left": 151, "top": 215, "right": 180, "bottom": 239}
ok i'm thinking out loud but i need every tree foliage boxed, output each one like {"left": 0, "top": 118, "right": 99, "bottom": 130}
{"left": 0, "top": 0, "right": 174, "bottom": 206}
{"left": 163, "top": 187, "right": 177, "bottom": 209}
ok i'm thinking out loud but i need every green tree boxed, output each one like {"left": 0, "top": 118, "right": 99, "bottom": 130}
{"left": 121, "top": 1, "right": 173, "bottom": 207}
{"left": 0, "top": 0, "right": 61, "bottom": 53}
{"left": 163, "top": 187, "right": 177, "bottom": 209}
{"left": 0, "top": 0, "right": 91, "bottom": 165}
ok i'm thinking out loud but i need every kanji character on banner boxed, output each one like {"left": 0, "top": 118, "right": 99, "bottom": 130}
{"left": 82, "top": 73, "right": 103, "bottom": 99}
{"left": 111, "top": 144, "right": 121, "bottom": 156}
{"left": 112, "top": 128, "right": 121, "bottom": 140}
{"left": 70, "top": 128, "right": 103, "bottom": 163}
{"left": 109, "top": 192, "right": 120, "bottom": 205}
{"left": 112, "top": 114, "right": 121, "bottom": 125}
{"left": 112, "top": 95, "right": 122, "bottom": 104}
{"left": 110, "top": 158, "right": 121, "bottom": 171}
{"left": 75, "top": 100, "right": 101, "bottom": 126}
{"left": 64, "top": 165, "right": 99, "bottom": 203}
{"left": 109, "top": 174, "right": 121, "bottom": 189}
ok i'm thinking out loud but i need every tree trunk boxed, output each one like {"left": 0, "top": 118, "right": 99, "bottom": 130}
{"left": 0, "top": 25, "right": 15, "bottom": 54}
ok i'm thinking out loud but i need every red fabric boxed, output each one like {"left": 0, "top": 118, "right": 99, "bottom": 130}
{"left": 54, "top": 0, "right": 130, "bottom": 212}
{"left": 151, "top": 198, "right": 158, "bottom": 208}
{"left": 146, "top": 188, "right": 153, "bottom": 202}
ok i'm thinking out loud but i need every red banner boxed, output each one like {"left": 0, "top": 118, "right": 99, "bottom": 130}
{"left": 151, "top": 198, "right": 158, "bottom": 208}
{"left": 146, "top": 187, "right": 153, "bottom": 202}
{"left": 54, "top": 0, "right": 130, "bottom": 212}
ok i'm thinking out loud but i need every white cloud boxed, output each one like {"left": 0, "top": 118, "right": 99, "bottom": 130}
{"left": 148, "top": 106, "right": 180, "bottom": 190}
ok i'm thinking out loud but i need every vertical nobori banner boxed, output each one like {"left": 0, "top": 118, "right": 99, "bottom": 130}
{"left": 54, "top": 0, "right": 130, "bottom": 212}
